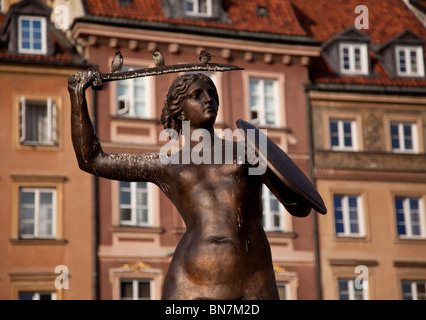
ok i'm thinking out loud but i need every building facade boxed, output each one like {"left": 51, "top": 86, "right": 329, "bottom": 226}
{"left": 0, "top": 0, "right": 93, "bottom": 300}
{"left": 297, "top": 0, "right": 426, "bottom": 299}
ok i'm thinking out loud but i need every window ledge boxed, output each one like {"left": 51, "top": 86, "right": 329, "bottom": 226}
{"left": 110, "top": 115, "right": 159, "bottom": 124}
{"left": 395, "top": 237, "right": 426, "bottom": 244}
{"left": 9, "top": 238, "right": 68, "bottom": 245}
{"left": 266, "top": 231, "right": 297, "bottom": 239}
{"left": 111, "top": 225, "right": 165, "bottom": 234}
{"left": 334, "top": 235, "right": 370, "bottom": 242}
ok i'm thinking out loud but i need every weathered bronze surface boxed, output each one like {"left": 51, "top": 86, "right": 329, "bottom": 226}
{"left": 68, "top": 66, "right": 326, "bottom": 300}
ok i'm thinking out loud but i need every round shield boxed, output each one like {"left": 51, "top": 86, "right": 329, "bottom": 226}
{"left": 236, "top": 119, "right": 327, "bottom": 217}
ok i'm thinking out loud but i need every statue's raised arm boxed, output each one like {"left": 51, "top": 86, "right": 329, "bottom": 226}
{"left": 68, "top": 67, "right": 168, "bottom": 190}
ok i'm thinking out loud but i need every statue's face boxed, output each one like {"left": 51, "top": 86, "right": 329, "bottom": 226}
{"left": 181, "top": 79, "right": 218, "bottom": 129}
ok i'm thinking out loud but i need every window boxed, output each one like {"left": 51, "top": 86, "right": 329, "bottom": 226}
{"left": 120, "top": 279, "right": 151, "bottom": 300}
{"left": 184, "top": 0, "right": 212, "bottom": 17}
{"left": 249, "top": 78, "right": 278, "bottom": 126}
{"left": 402, "top": 281, "right": 426, "bottom": 300}
{"left": 18, "top": 15, "right": 47, "bottom": 54}
{"left": 19, "top": 188, "right": 56, "bottom": 239}
{"left": 334, "top": 194, "right": 364, "bottom": 237}
{"left": 19, "top": 96, "right": 57, "bottom": 146}
{"left": 329, "top": 119, "right": 357, "bottom": 151}
{"left": 338, "top": 278, "right": 368, "bottom": 300}
{"left": 276, "top": 282, "right": 290, "bottom": 300}
{"left": 119, "top": 181, "right": 151, "bottom": 226}
{"left": 18, "top": 291, "right": 57, "bottom": 300}
{"left": 117, "top": 66, "right": 150, "bottom": 118}
{"left": 396, "top": 46, "right": 425, "bottom": 77}
{"left": 390, "top": 122, "right": 418, "bottom": 153}
{"left": 262, "top": 185, "right": 285, "bottom": 232}
{"left": 339, "top": 43, "right": 368, "bottom": 75}
{"left": 395, "top": 197, "right": 425, "bottom": 239}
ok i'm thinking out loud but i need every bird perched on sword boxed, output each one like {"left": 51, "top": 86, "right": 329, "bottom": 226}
{"left": 152, "top": 51, "right": 165, "bottom": 67}
{"left": 111, "top": 50, "right": 123, "bottom": 73}
{"left": 198, "top": 50, "right": 213, "bottom": 64}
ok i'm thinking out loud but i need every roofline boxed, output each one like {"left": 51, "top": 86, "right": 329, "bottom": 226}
{"left": 72, "top": 15, "right": 321, "bottom": 46}
{"left": 305, "top": 83, "right": 426, "bottom": 96}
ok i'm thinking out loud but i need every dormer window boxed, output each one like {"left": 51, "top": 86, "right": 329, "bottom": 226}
{"left": 395, "top": 46, "right": 424, "bottom": 77}
{"left": 339, "top": 43, "right": 368, "bottom": 75}
{"left": 184, "top": 0, "right": 212, "bottom": 17}
{"left": 322, "top": 27, "right": 371, "bottom": 77}
{"left": 18, "top": 15, "right": 47, "bottom": 55}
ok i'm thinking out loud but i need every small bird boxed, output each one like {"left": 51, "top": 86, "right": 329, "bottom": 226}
{"left": 152, "top": 51, "right": 165, "bottom": 67}
{"left": 198, "top": 50, "right": 213, "bottom": 64}
{"left": 111, "top": 50, "right": 123, "bottom": 73}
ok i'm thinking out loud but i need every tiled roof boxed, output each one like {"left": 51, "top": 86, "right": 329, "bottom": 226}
{"left": 290, "top": 0, "right": 426, "bottom": 44}
{"left": 290, "top": 0, "right": 426, "bottom": 88}
{"left": 82, "top": 0, "right": 426, "bottom": 88}
{"left": 83, "top": 0, "right": 308, "bottom": 37}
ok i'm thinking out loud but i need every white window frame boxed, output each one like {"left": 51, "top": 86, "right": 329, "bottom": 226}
{"left": 119, "top": 181, "right": 152, "bottom": 227}
{"left": 395, "top": 197, "right": 425, "bottom": 239}
{"left": 249, "top": 77, "right": 279, "bottom": 126}
{"left": 116, "top": 67, "right": 151, "bottom": 118}
{"left": 19, "top": 187, "right": 57, "bottom": 239}
{"left": 276, "top": 282, "right": 290, "bottom": 300}
{"left": 339, "top": 43, "right": 369, "bottom": 75}
{"left": 390, "top": 121, "right": 418, "bottom": 153}
{"left": 338, "top": 278, "right": 369, "bottom": 300}
{"left": 120, "top": 279, "right": 152, "bottom": 300}
{"left": 184, "top": 0, "right": 212, "bottom": 17}
{"left": 334, "top": 194, "right": 365, "bottom": 237}
{"left": 18, "top": 15, "right": 47, "bottom": 55}
{"left": 262, "top": 185, "right": 285, "bottom": 232}
{"left": 402, "top": 281, "right": 426, "bottom": 300}
{"left": 19, "top": 291, "right": 57, "bottom": 300}
{"left": 395, "top": 46, "right": 425, "bottom": 77}
{"left": 19, "top": 96, "right": 57, "bottom": 146}
{"left": 329, "top": 119, "right": 357, "bottom": 151}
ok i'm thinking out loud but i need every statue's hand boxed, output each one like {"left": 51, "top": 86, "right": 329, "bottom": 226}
{"left": 68, "top": 66, "right": 102, "bottom": 92}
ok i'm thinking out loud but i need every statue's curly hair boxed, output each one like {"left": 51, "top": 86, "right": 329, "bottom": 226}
{"left": 161, "top": 73, "right": 219, "bottom": 135}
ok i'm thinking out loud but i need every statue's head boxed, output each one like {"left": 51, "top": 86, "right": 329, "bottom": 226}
{"left": 161, "top": 73, "right": 219, "bottom": 134}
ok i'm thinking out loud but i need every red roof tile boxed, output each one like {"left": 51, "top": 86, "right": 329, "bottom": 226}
{"left": 290, "top": 0, "right": 426, "bottom": 44}
{"left": 84, "top": 0, "right": 308, "bottom": 37}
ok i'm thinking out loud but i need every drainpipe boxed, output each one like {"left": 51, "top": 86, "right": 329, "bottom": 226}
{"left": 305, "top": 85, "right": 323, "bottom": 300}
{"left": 91, "top": 81, "right": 99, "bottom": 300}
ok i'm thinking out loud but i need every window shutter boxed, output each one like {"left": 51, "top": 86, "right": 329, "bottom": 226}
{"left": 19, "top": 96, "right": 26, "bottom": 143}
{"left": 51, "top": 98, "right": 57, "bottom": 144}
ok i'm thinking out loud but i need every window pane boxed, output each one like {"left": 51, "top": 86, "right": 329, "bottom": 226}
{"left": 399, "top": 50, "right": 406, "bottom": 72}
{"left": 338, "top": 280, "right": 349, "bottom": 300}
{"left": 410, "top": 50, "right": 418, "bottom": 73}
{"left": 277, "top": 282, "right": 288, "bottom": 300}
{"left": 417, "top": 283, "right": 426, "bottom": 300}
{"left": 138, "top": 281, "right": 151, "bottom": 299}
{"left": 395, "top": 198, "right": 406, "bottom": 236}
{"left": 401, "top": 282, "right": 413, "bottom": 300}
{"left": 120, "top": 208, "right": 131, "bottom": 221}
{"left": 120, "top": 281, "right": 133, "bottom": 299}
{"left": 390, "top": 123, "right": 400, "bottom": 149}
{"left": 342, "top": 47, "right": 350, "bottom": 70}
{"left": 403, "top": 124, "right": 413, "bottom": 150}
{"left": 334, "top": 196, "right": 344, "bottom": 234}
{"left": 343, "top": 122, "right": 353, "bottom": 147}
